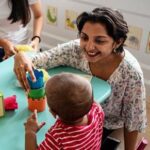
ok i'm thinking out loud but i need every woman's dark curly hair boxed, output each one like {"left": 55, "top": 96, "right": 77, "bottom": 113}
{"left": 8, "top": 0, "right": 31, "bottom": 27}
{"left": 76, "top": 7, "right": 129, "bottom": 53}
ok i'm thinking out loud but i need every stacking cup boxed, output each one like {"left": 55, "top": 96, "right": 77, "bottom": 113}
{"left": 27, "top": 96, "right": 46, "bottom": 112}
{"left": 27, "top": 69, "right": 44, "bottom": 89}
{"left": 27, "top": 69, "right": 46, "bottom": 112}
{"left": 28, "top": 87, "right": 45, "bottom": 99}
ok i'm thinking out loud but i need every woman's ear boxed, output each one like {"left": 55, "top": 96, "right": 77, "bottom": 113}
{"left": 115, "top": 38, "right": 124, "bottom": 49}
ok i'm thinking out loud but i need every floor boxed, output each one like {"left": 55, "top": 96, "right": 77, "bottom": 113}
{"left": 109, "top": 97, "right": 150, "bottom": 150}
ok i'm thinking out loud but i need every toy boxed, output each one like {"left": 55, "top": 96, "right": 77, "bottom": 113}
{"left": 27, "top": 97, "right": 46, "bottom": 112}
{"left": 0, "top": 91, "right": 5, "bottom": 117}
{"left": 4, "top": 95, "right": 18, "bottom": 110}
{"left": 15, "top": 44, "right": 33, "bottom": 52}
{"left": 136, "top": 137, "right": 148, "bottom": 150}
{"left": 14, "top": 69, "right": 49, "bottom": 88}
{"left": 27, "top": 69, "right": 46, "bottom": 112}
{"left": 38, "top": 69, "right": 50, "bottom": 82}
{"left": 28, "top": 87, "right": 45, "bottom": 99}
{"left": 27, "top": 69, "right": 44, "bottom": 89}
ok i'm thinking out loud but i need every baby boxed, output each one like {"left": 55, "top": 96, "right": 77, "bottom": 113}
{"left": 25, "top": 73, "right": 104, "bottom": 150}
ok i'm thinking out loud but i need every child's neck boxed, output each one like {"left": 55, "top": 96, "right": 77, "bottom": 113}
{"left": 72, "top": 115, "right": 88, "bottom": 126}
{"left": 62, "top": 115, "right": 89, "bottom": 126}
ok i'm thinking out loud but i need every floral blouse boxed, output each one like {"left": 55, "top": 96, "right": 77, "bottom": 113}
{"left": 32, "top": 39, "right": 147, "bottom": 132}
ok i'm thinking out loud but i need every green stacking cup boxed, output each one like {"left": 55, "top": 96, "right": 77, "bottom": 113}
{"left": 28, "top": 87, "right": 45, "bottom": 99}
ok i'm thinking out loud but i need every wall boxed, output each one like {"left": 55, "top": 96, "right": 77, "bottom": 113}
{"left": 40, "top": 0, "right": 150, "bottom": 96}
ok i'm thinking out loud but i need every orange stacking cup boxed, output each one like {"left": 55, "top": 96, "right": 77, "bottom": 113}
{"left": 27, "top": 97, "right": 46, "bottom": 112}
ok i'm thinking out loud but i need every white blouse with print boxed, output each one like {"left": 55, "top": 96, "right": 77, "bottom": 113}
{"left": 32, "top": 39, "right": 147, "bottom": 132}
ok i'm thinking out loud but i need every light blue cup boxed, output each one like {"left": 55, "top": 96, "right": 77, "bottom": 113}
{"left": 27, "top": 69, "right": 44, "bottom": 89}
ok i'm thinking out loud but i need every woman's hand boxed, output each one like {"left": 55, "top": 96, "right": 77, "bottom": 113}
{"left": 29, "top": 39, "right": 39, "bottom": 51}
{"left": 13, "top": 52, "right": 36, "bottom": 91}
{"left": 0, "top": 39, "right": 17, "bottom": 60}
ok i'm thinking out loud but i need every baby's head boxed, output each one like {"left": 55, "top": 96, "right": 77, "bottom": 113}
{"left": 45, "top": 73, "right": 93, "bottom": 124}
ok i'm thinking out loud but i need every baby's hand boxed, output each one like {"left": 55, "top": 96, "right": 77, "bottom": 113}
{"left": 24, "top": 110, "right": 45, "bottom": 133}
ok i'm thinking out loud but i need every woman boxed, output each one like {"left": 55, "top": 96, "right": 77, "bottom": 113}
{"left": 0, "top": 0, "right": 43, "bottom": 61}
{"left": 14, "top": 7, "right": 146, "bottom": 150}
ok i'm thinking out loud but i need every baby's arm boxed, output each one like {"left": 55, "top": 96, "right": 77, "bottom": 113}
{"left": 24, "top": 110, "right": 45, "bottom": 150}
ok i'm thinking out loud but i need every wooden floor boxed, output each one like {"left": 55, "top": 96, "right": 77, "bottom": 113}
{"left": 110, "top": 97, "right": 150, "bottom": 150}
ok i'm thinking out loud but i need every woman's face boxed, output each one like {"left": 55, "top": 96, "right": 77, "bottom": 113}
{"left": 80, "top": 22, "right": 117, "bottom": 63}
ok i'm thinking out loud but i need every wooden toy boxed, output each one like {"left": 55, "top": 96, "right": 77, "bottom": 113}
{"left": 0, "top": 91, "right": 5, "bottom": 117}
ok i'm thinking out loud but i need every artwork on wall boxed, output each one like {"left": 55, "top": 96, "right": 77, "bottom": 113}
{"left": 47, "top": 5, "right": 57, "bottom": 26}
{"left": 146, "top": 32, "right": 150, "bottom": 53}
{"left": 65, "top": 10, "right": 78, "bottom": 31}
{"left": 125, "top": 25, "right": 143, "bottom": 50}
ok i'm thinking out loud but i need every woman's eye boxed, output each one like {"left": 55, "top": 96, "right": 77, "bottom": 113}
{"left": 80, "top": 35, "right": 88, "bottom": 41}
{"left": 95, "top": 39, "right": 106, "bottom": 44}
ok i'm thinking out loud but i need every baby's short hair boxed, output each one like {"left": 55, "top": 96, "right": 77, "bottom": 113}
{"left": 45, "top": 73, "right": 93, "bottom": 123}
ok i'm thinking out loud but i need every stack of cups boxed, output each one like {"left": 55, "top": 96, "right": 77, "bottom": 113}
{"left": 27, "top": 69, "right": 46, "bottom": 112}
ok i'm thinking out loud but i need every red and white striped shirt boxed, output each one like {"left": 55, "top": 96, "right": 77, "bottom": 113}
{"left": 37, "top": 102, "right": 104, "bottom": 150}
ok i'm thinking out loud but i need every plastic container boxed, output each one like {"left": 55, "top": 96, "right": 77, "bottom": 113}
{"left": 27, "top": 69, "right": 44, "bottom": 89}
{"left": 27, "top": 97, "right": 46, "bottom": 112}
{"left": 136, "top": 138, "right": 148, "bottom": 150}
{"left": 28, "top": 87, "right": 45, "bottom": 99}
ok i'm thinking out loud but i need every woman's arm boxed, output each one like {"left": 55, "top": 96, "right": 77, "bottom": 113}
{"left": 14, "top": 40, "right": 80, "bottom": 90}
{"left": 30, "top": 0, "right": 43, "bottom": 50}
{"left": 0, "top": 39, "right": 16, "bottom": 59}
{"left": 14, "top": 52, "right": 35, "bottom": 91}
{"left": 32, "top": 39, "right": 80, "bottom": 69}
{"left": 123, "top": 71, "right": 147, "bottom": 150}
{"left": 124, "top": 127, "right": 138, "bottom": 150}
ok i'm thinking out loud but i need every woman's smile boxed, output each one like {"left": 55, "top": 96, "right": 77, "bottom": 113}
{"left": 84, "top": 49, "right": 102, "bottom": 62}
{"left": 86, "top": 51, "right": 101, "bottom": 57}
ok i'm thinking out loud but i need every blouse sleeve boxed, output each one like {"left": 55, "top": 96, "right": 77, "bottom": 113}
{"left": 31, "top": 39, "right": 82, "bottom": 69}
{"left": 123, "top": 72, "right": 147, "bottom": 132}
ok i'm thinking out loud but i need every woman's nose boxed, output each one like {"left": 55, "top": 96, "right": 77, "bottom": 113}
{"left": 85, "top": 41, "right": 95, "bottom": 51}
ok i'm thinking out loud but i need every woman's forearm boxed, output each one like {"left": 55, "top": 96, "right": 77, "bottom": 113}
{"left": 124, "top": 127, "right": 138, "bottom": 150}
{"left": 0, "top": 38, "right": 8, "bottom": 47}
{"left": 31, "top": 0, "right": 43, "bottom": 37}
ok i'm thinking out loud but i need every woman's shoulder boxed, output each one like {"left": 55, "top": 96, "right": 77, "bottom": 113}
{"left": 110, "top": 49, "right": 144, "bottom": 82}
{"left": 65, "top": 39, "right": 80, "bottom": 48}
{"left": 122, "top": 49, "right": 143, "bottom": 76}
{"left": 59, "top": 39, "right": 81, "bottom": 52}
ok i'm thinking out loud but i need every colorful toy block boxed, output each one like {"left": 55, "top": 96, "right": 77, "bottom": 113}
{"left": 27, "top": 69, "right": 47, "bottom": 112}
{"left": 0, "top": 91, "right": 5, "bottom": 117}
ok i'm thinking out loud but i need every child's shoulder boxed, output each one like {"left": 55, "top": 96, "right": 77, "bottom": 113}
{"left": 93, "top": 102, "right": 103, "bottom": 110}
{"left": 88, "top": 102, "right": 104, "bottom": 124}
{"left": 90, "top": 102, "right": 104, "bottom": 115}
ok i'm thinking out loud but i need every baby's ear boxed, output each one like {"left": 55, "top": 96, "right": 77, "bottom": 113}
{"left": 49, "top": 108, "right": 57, "bottom": 118}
